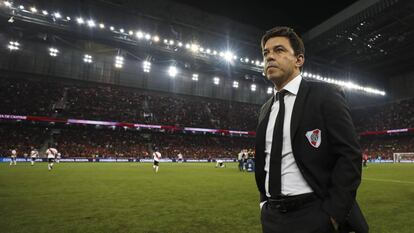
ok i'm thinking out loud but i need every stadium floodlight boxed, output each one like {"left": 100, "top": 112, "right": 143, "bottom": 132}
{"left": 49, "top": 47, "right": 59, "bottom": 57}
{"left": 255, "top": 60, "right": 260, "bottom": 66}
{"left": 233, "top": 55, "right": 238, "bottom": 60}
{"left": 87, "top": 20, "right": 96, "bottom": 27}
{"left": 178, "top": 42, "right": 183, "bottom": 47}
{"left": 110, "top": 26, "right": 114, "bottom": 31}
{"left": 142, "top": 61, "right": 151, "bottom": 73}
{"left": 267, "top": 87, "right": 273, "bottom": 94}
{"left": 185, "top": 43, "right": 191, "bottom": 49}
{"left": 83, "top": 54, "right": 92, "bottom": 63}
{"left": 153, "top": 35, "right": 160, "bottom": 42}
{"left": 18, "top": 5, "right": 24, "bottom": 10}
{"left": 42, "top": 10, "right": 48, "bottom": 15}
{"left": 213, "top": 77, "right": 220, "bottom": 85}
{"left": 99, "top": 23, "right": 105, "bottom": 29}
{"left": 169, "top": 40, "right": 174, "bottom": 45}
{"left": 119, "top": 28, "right": 124, "bottom": 33}
{"left": 115, "top": 56, "right": 124, "bottom": 68}
{"left": 192, "top": 74, "right": 199, "bottom": 81}
{"left": 303, "top": 72, "right": 308, "bottom": 77}
{"left": 3, "top": 1, "right": 12, "bottom": 7}
{"left": 244, "top": 58, "right": 249, "bottom": 62}
{"left": 163, "top": 39, "right": 168, "bottom": 44}
{"left": 66, "top": 16, "right": 71, "bottom": 21}
{"left": 206, "top": 48, "right": 211, "bottom": 54}
{"left": 223, "top": 51, "right": 234, "bottom": 62}
{"left": 53, "top": 12, "right": 62, "bottom": 19}
{"left": 145, "top": 34, "right": 151, "bottom": 40}
{"left": 136, "top": 31, "right": 143, "bottom": 39}
{"left": 212, "top": 50, "right": 218, "bottom": 55}
{"left": 233, "top": 81, "right": 239, "bottom": 88}
{"left": 168, "top": 66, "right": 178, "bottom": 77}
{"left": 191, "top": 44, "right": 199, "bottom": 53}
{"left": 128, "top": 30, "right": 133, "bottom": 35}
{"left": 8, "top": 41, "right": 20, "bottom": 51}
{"left": 30, "top": 7, "right": 38, "bottom": 13}
{"left": 199, "top": 47, "right": 204, "bottom": 52}
{"left": 260, "top": 62, "right": 264, "bottom": 67}
{"left": 251, "top": 84, "right": 257, "bottom": 92}
{"left": 76, "top": 17, "right": 85, "bottom": 24}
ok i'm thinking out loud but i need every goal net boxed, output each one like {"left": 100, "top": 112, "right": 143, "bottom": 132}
{"left": 393, "top": 153, "right": 414, "bottom": 163}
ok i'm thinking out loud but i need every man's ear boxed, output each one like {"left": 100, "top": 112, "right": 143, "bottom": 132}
{"left": 296, "top": 54, "right": 305, "bottom": 68}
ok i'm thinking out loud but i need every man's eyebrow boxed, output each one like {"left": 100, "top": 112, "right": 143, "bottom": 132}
{"left": 263, "top": 45, "right": 286, "bottom": 52}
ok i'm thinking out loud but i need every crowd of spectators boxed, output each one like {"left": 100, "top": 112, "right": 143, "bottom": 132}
{"left": 1, "top": 76, "right": 414, "bottom": 160}
{"left": 352, "top": 98, "right": 414, "bottom": 132}
{"left": 0, "top": 125, "right": 254, "bottom": 159}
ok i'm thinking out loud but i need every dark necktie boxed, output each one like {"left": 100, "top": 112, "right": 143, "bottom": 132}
{"left": 269, "top": 90, "right": 287, "bottom": 197}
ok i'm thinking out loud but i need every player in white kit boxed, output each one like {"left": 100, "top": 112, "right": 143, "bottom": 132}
{"left": 30, "top": 147, "right": 39, "bottom": 166}
{"left": 46, "top": 147, "right": 58, "bottom": 171}
{"left": 10, "top": 149, "right": 17, "bottom": 166}
{"left": 152, "top": 148, "right": 161, "bottom": 173}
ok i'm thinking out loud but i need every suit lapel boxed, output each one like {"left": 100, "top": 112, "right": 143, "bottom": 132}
{"left": 291, "top": 79, "right": 310, "bottom": 142}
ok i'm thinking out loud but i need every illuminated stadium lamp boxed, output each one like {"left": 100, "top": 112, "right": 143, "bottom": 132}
{"left": 178, "top": 42, "right": 183, "bottom": 47}
{"left": 251, "top": 60, "right": 255, "bottom": 64}
{"left": 191, "top": 44, "right": 199, "bottom": 53}
{"left": 255, "top": 60, "right": 260, "bottom": 66}
{"left": 145, "top": 34, "right": 151, "bottom": 40}
{"left": 53, "top": 12, "right": 62, "bottom": 19}
{"left": 87, "top": 20, "right": 96, "bottom": 27}
{"left": 49, "top": 47, "right": 59, "bottom": 57}
{"left": 119, "top": 28, "right": 124, "bottom": 33}
{"left": 136, "top": 31, "right": 143, "bottom": 39}
{"left": 19, "top": 5, "right": 24, "bottom": 10}
{"left": 168, "top": 66, "right": 178, "bottom": 77}
{"left": 66, "top": 16, "right": 71, "bottom": 21}
{"left": 206, "top": 48, "right": 211, "bottom": 54}
{"left": 223, "top": 51, "right": 234, "bottom": 62}
{"left": 267, "top": 87, "right": 273, "bottom": 94}
{"left": 142, "top": 61, "right": 151, "bottom": 73}
{"left": 213, "top": 50, "right": 217, "bottom": 55}
{"left": 99, "top": 23, "right": 105, "bottom": 29}
{"left": 192, "top": 74, "right": 199, "bottom": 81}
{"left": 110, "top": 26, "right": 114, "bottom": 31}
{"left": 163, "top": 39, "right": 168, "bottom": 44}
{"left": 219, "top": 51, "right": 224, "bottom": 57}
{"left": 76, "top": 17, "right": 85, "bottom": 24}
{"left": 251, "top": 84, "right": 257, "bottom": 92}
{"left": 233, "top": 55, "right": 238, "bottom": 60}
{"left": 3, "top": 1, "right": 12, "bottom": 7}
{"left": 8, "top": 41, "right": 20, "bottom": 51}
{"left": 153, "top": 36, "right": 160, "bottom": 42}
{"left": 199, "top": 47, "right": 204, "bottom": 52}
{"left": 260, "top": 62, "right": 264, "bottom": 66}
{"left": 213, "top": 77, "right": 220, "bottom": 85}
{"left": 185, "top": 43, "right": 191, "bottom": 49}
{"left": 233, "top": 81, "right": 239, "bottom": 88}
{"left": 169, "top": 40, "right": 174, "bottom": 45}
{"left": 128, "top": 30, "right": 133, "bottom": 35}
{"left": 244, "top": 58, "right": 249, "bottom": 63}
{"left": 42, "top": 10, "right": 48, "bottom": 15}
{"left": 30, "top": 7, "right": 38, "bottom": 13}
{"left": 115, "top": 56, "right": 124, "bottom": 68}
{"left": 303, "top": 72, "right": 308, "bottom": 77}
{"left": 83, "top": 54, "right": 92, "bottom": 63}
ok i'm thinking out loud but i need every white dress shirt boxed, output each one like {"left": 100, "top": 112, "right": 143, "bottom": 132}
{"left": 264, "top": 75, "right": 313, "bottom": 198}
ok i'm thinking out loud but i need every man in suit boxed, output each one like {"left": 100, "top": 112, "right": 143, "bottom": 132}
{"left": 255, "top": 26, "right": 368, "bottom": 233}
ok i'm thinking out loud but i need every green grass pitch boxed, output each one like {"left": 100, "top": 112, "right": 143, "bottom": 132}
{"left": 0, "top": 162, "right": 413, "bottom": 233}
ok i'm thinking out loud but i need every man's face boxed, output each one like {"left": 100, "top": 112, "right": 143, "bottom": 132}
{"left": 262, "top": 37, "right": 301, "bottom": 87}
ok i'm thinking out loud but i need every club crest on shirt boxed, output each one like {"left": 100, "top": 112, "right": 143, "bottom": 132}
{"left": 305, "top": 129, "right": 321, "bottom": 148}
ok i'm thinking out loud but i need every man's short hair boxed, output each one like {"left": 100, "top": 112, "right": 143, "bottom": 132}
{"left": 261, "top": 26, "right": 305, "bottom": 56}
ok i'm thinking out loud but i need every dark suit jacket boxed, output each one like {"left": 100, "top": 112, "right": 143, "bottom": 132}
{"left": 255, "top": 78, "right": 368, "bottom": 233}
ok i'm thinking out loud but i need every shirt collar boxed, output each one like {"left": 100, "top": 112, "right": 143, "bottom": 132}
{"left": 273, "top": 74, "right": 302, "bottom": 97}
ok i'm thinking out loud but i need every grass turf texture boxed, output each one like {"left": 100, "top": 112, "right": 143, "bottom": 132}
{"left": 0, "top": 162, "right": 413, "bottom": 233}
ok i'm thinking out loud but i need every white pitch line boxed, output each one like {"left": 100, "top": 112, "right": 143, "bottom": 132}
{"left": 363, "top": 178, "right": 414, "bottom": 184}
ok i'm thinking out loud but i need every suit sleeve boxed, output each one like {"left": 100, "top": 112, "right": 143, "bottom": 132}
{"left": 321, "top": 86, "right": 362, "bottom": 224}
